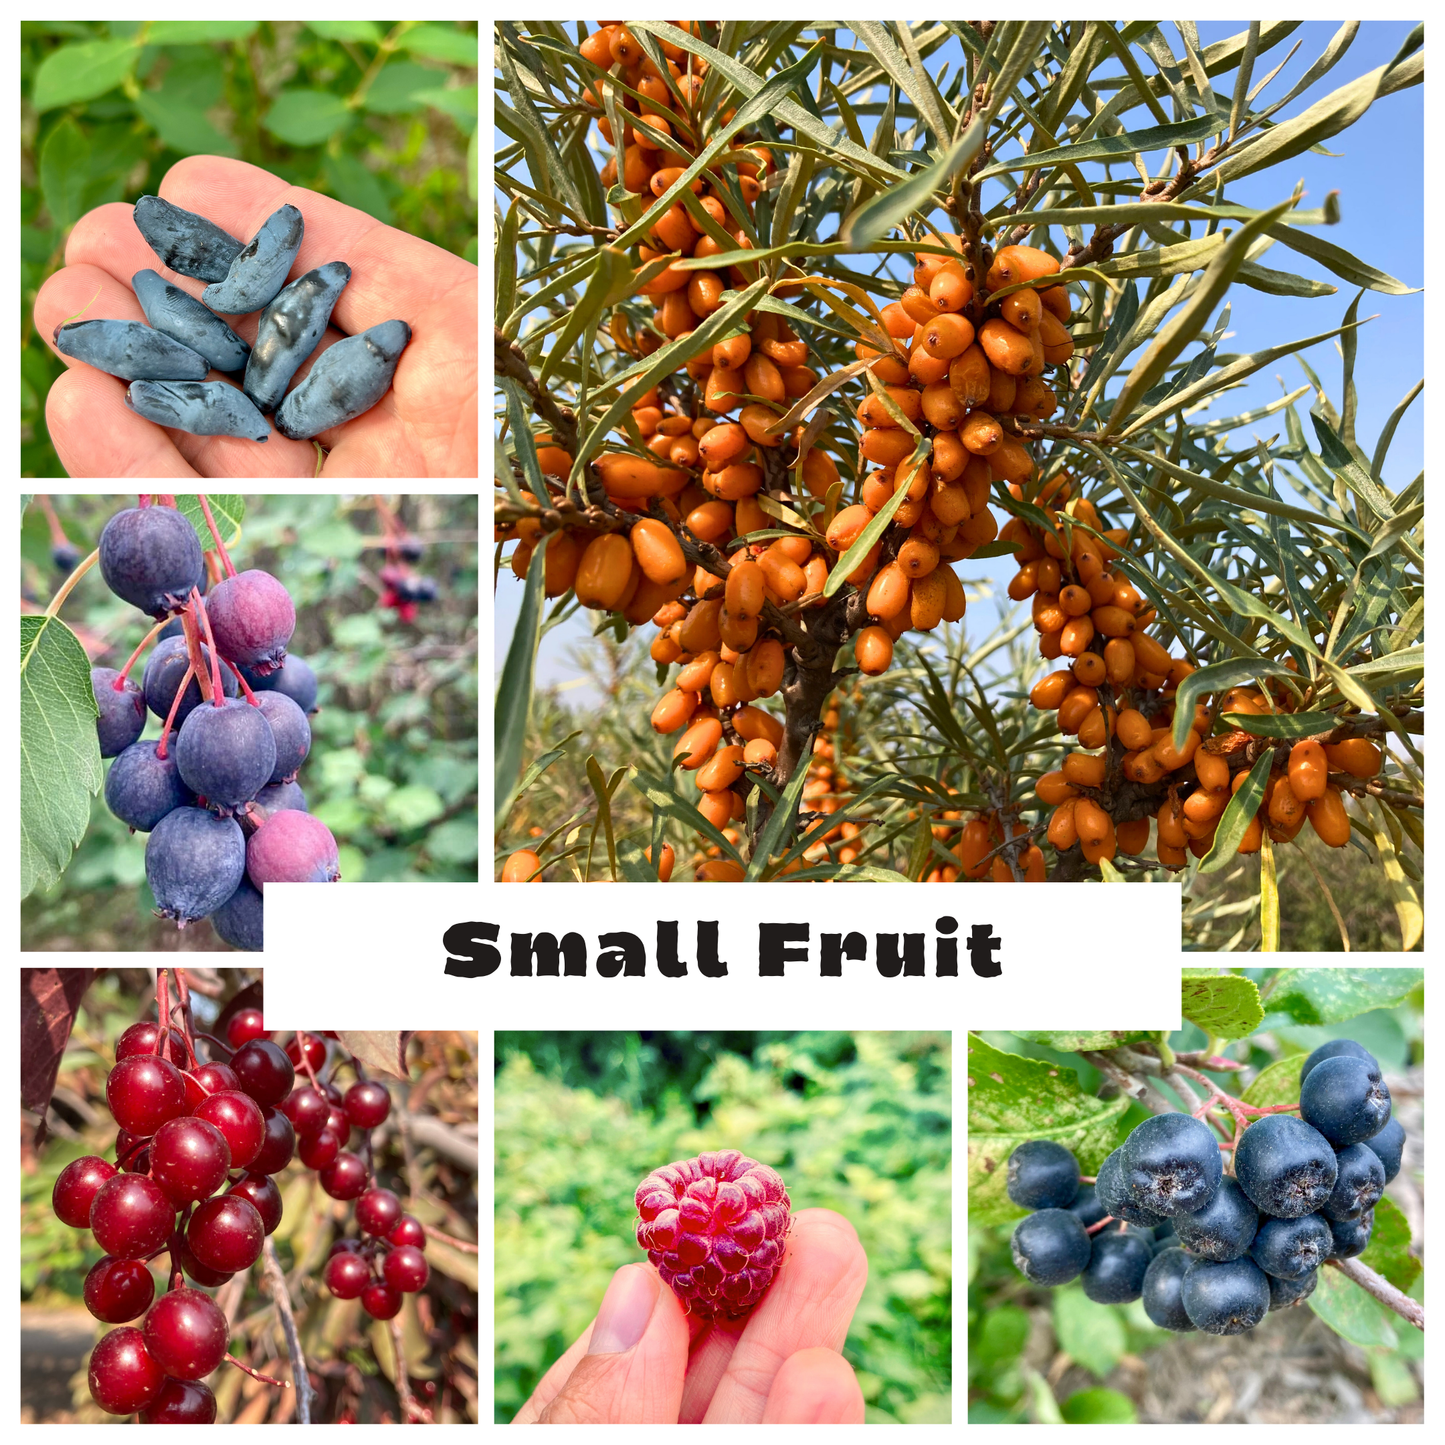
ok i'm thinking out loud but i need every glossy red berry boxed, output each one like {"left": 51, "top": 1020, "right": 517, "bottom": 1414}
{"left": 249, "top": 1108, "right": 296, "bottom": 1175}
{"left": 149, "top": 1117, "right": 231, "bottom": 1204}
{"left": 224, "top": 1007, "right": 269, "bottom": 1049}
{"left": 279, "top": 1085, "right": 329, "bottom": 1137}
{"left": 106, "top": 1053, "right": 189, "bottom": 1137}
{"left": 229, "top": 1039, "right": 295, "bottom": 1107}
{"left": 187, "top": 1195, "right": 265, "bottom": 1273}
{"left": 361, "top": 1282, "right": 404, "bottom": 1319}
{"left": 115, "top": 1021, "right": 189, "bottom": 1066}
{"left": 192, "top": 1089, "right": 265, "bottom": 1171}
{"left": 324, "top": 1252, "right": 372, "bottom": 1300}
{"left": 344, "top": 1081, "right": 392, "bottom": 1130}
{"left": 297, "top": 1125, "right": 341, "bottom": 1170}
{"left": 53, "top": 1155, "right": 118, "bottom": 1228}
{"left": 228, "top": 1172, "right": 283, "bottom": 1234}
{"left": 383, "top": 1245, "right": 430, "bottom": 1293}
{"left": 285, "top": 1032, "right": 328, "bottom": 1073}
{"left": 89, "top": 1326, "right": 166, "bottom": 1414}
{"left": 83, "top": 1256, "right": 156, "bottom": 1323}
{"left": 356, "top": 1187, "right": 402, "bottom": 1237}
{"left": 90, "top": 1173, "right": 176, "bottom": 1259}
{"left": 319, "top": 1152, "right": 368, "bottom": 1201}
{"left": 171, "top": 1230, "right": 233, "bottom": 1289}
{"left": 326, "top": 1106, "right": 349, "bottom": 1137}
{"left": 183, "top": 1061, "right": 242, "bottom": 1110}
{"left": 139, "top": 1377, "right": 217, "bottom": 1424}
{"left": 143, "top": 1287, "right": 230, "bottom": 1380}
{"left": 387, "top": 1215, "right": 426, "bottom": 1250}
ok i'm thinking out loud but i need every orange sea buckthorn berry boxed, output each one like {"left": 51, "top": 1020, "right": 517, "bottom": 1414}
{"left": 675, "top": 651, "right": 719, "bottom": 694}
{"left": 1000, "top": 290, "right": 1042, "bottom": 333}
{"left": 918, "top": 312, "right": 975, "bottom": 360}
{"left": 1193, "top": 750, "right": 1229, "bottom": 794}
{"left": 651, "top": 687, "right": 700, "bottom": 735}
{"left": 573, "top": 533, "right": 635, "bottom": 610}
{"left": 985, "top": 244, "right": 1060, "bottom": 292}
{"left": 724, "top": 558, "right": 765, "bottom": 621}
{"left": 909, "top": 571, "right": 948, "bottom": 630}
{"left": 1116, "top": 817, "right": 1151, "bottom": 856}
{"left": 1040, "top": 285, "right": 1071, "bottom": 322}
{"left": 696, "top": 744, "right": 745, "bottom": 793}
{"left": 1029, "top": 669, "right": 1072, "bottom": 710}
{"left": 1130, "top": 632, "right": 1173, "bottom": 675}
{"left": 678, "top": 597, "right": 724, "bottom": 653}
{"left": 1046, "top": 799, "right": 1078, "bottom": 849}
{"left": 929, "top": 266, "right": 973, "bottom": 313}
{"left": 1324, "top": 737, "right": 1382, "bottom": 778}
{"left": 1104, "top": 637, "right": 1136, "bottom": 686}
{"left": 748, "top": 637, "right": 786, "bottom": 697}
{"left": 1285, "top": 738, "right": 1328, "bottom": 800}
{"left": 1071, "top": 652, "right": 1107, "bottom": 688}
{"left": 855, "top": 625, "right": 894, "bottom": 675}
{"left": 630, "top": 518, "right": 689, "bottom": 587}
{"left": 674, "top": 717, "right": 723, "bottom": 771}
{"left": 1267, "top": 774, "right": 1305, "bottom": 829}
{"left": 1038, "top": 309, "right": 1075, "bottom": 364}
{"left": 867, "top": 561, "right": 912, "bottom": 621}
{"left": 1062, "top": 751, "right": 1106, "bottom": 789}
{"left": 1057, "top": 687, "right": 1098, "bottom": 736}
{"left": 1059, "top": 616, "right": 1095, "bottom": 657}
{"left": 1035, "top": 771, "right": 1077, "bottom": 806}
{"left": 1306, "top": 786, "right": 1352, "bottom": 847}
{"left": 697, "top": 859, "right": 746, "bottom": 882}
{"left": 502, "top": 849, "right": 543, "bottom": 882}
{"left": 978, "top": 318, "right": 1037, "bottom": 376}
{"left": 948, "top": 346, "right": 993, "bottom": 409}
{"left": 1151, "top": 727, "right": 1200, "bottom": 772}
{"left": 900, "top": 285, "right": 942, "bottom": 326}
{"left": 897, "top": 535, "right": 940, "bottom": 579}
{"left": 955, "top": 819, "right": 992, "bottom": 879}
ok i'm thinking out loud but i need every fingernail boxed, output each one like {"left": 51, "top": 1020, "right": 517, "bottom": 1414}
{"left": 588, "top": 1266, "right": 659, "bottom": 1356}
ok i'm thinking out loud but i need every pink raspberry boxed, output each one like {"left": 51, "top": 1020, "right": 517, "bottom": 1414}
{"left": 633, "top": 1149, "right": 792, "bottom": 1319}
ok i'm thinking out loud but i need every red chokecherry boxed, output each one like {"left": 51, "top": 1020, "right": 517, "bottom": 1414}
{"left": 90, "top": 1173, "right": 176, "bottom": 1259}
{"left": 193, "top": 1089, "right": 266, "bottom": 1171}
{"left": 249, "top": 1108, "right": 296, "bottom": 1175}
{"left": 149, "top": 1117, "right": 231, "bottom": 1204}
{"left": 361, "top": 1281, "right": 404, "bottom": 1319}
{"left": 88, "top": 1326, "right": 166, "bottom": 1415}
{"left": 323, "top": 1251, "right": 372, "bottom": 1300}
{"left": 344, "top": 1081, "right": 391, "bottom": 1130}
{"left": 285, "top": 1032, "right": 328, "bottom": 1072}
{"left": 319, "top": 1152, "right": 368, "bottom": 1201}
{"left": 187, "top": 1195, "right": 264, "bottom": 1273}
{"left": 229, "top": 1039, "right": 295, "bottom": 1107}
{"left": 387, "top": 1215, "right": 426, "bottom": 1250}
{"left": 382, "top": 1245, "right": 430, "bottom": 1294}
{"left": 106, "top": 1053, "right": 189, "bottom": 1137}
{"left": 279, "top": 1085, "right": 329, "bottom": 1137}
{"left": 228, "top": 1172, "right": 283, "bottom": 1234}
{"left": 83, "top": 1256, "right": 156, "bottom": 1323}
{"left": 224, "top": 1007, "right": 269, "bottom": 1048}
{"left": 356, "top": 1187, "right": 402, "bottom": 1237}
{"left": 297, "top": 1126, "right": 342, "bottom": 1170}
{"left": 53, "top": 1155, "right": 118, "bottom": 1228}
{"left": 142, "top": 1287, "right": 230, "bottom": 1380}
{"left": 139, "top": 1377, "right": 218, "bottom": 1424}
{"left": 183, "top": 1061, "right": 242, "bottom": 1110}
{"left": 171, "top": 1229, "right": 233, "bottom": 1289}
{"left": 115, "top": 1021, "right": 189, "bottom": 1066}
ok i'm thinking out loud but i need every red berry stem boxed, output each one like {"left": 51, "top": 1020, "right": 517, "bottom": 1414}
{"left": 192, "top": 584, "right": 229, "bottom": 706}
{"left": 115, "top": 616, "right": 170, "bottom": 685}
{"left": 196, "top": 495, "right": 238, "bottom": 581}
{"left": 225, "top": 1353, "right": 289, "bottom": 1388}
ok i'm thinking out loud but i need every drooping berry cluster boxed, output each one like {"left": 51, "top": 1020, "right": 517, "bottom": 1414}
{"left": 54, "top": 980, "right": 429, "bottom": 1420}
{"left": 86, "top": 497, "right": 338, "bottom": 949}
{"left": 1005, "top": 1039, "right": 1403, "bottom": 1334}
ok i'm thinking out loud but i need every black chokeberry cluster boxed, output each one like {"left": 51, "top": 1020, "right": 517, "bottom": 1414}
{"left": 54, "top": 983, "right": 427, "bottom": 1421}
{"left": 1006, "top": 1039, "right": 1402, "bottom": 1335}
{"left": 87, "top": 497, "right": 338, "bottom": 950}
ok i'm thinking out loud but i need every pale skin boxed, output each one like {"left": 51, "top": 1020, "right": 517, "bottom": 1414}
{"left": 516, "top": 1209, "right": 869, "bottom": 1425}
{"left": 35, "top": 154, "right": 477, "bottom": 479}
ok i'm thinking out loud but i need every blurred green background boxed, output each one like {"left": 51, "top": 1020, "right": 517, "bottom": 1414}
{"left": 494, "top": 1030, "right": 953, "bottom": 1423}
{"left": 21, "top": 19, "right": 479, "bottom": 477}
{"left": 20, "top": 492, "right": 479, "bottom": 950}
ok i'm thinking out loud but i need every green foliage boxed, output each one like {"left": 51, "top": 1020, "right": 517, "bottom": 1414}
{"left": 21, "top": 20, "right": 478, "bottom": 477}
{"left": 494, "top": 1031, "right": 952, "bottom": 1423}
{"left": 19, "top": 493, "right": 478, "bottom": 948}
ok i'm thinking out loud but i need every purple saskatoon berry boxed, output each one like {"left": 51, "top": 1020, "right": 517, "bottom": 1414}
{"left": 250, "top": 780, "right": 307, "bottom": 822}
{"left": 142, "top": 636, "right": 238, "bottom": 727}
{"left": 105, "top": 740, "right": 195, "bottom": 833}
{"left": 92, "top": 667, "right": 147, "bottom": 757}
{"left": 175, "top": 697, "right": 277, "bottom": 810}
{"left": 209, "top": 876, "right": 264, "bottom": 952}
{"left": 247, "top": 810, "right": 340, "bottom": 887}
{"left": 243, "top": 654, "right": 318, "bottom": 713}
{"left": 145, "top": 806, "right": 246, "bottom": 925}
{"left": 633, "top": 1149, "right": 792, "bottom": 1319}
{"left": 205, "top": 569, "right": 295, "bottom": 676}
{"left": 97, "top": 505, "right": 204, "bottom": 618}
{"left": 253, "top": 690, "right": 310, "bottom": 783}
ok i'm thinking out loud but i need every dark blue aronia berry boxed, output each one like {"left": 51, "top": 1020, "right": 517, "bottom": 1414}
{"left": 210, "top": 876, "right": 264, "bottom": 952}
{"left": 1328, "top": 1209, "right": 1374, "bottom": 1260}
{"left": 252, "top": 692, "right": 310, "bottom": 784}
{"left": 1119, "top": 1112, "right": 1222, "bottom": 1217}
{"left": 1006, "top": 1140, "right": 1080, "bottom": 1210}
{"left": 145, "top": 807, "right": 245, "bottom": 925}
{"left": 1067, "top": 1183, "right": 1108, "bottom": 1230}
{"left": 1299, "top": 1038, "right": 1377, "bottom": 1083}
{"left": 1233, "top": 1114, "right": 1337, "bottom": 1219}
{"left": 1249, "top": 1213, "right": 1332, "bottom": 1280}
{"left": 1299, "top": 1056, "right": 1392, "bottom": 1148}
{"left": 1010, "top": 1209, "right": 1091, "bottom": 1286}
{"left": 1151, "top": 1219, "right": 1177, "bottom": 1251}
{"left": 105, "top": 740, "right": 195, "bottom": 832}
{"left": 98, "top": 506, "right": 205, "bottom": 619}
{"left": 175, "top": 698, "right": 277, "bottom": 811}
{"left": 1096, "top": 1147, "right": 1165, "bottom": 1228}
{"left": 1367, "top": 1117, "right": 1405, "bottom": 1184}
{"left": 1322, "top": 1143, "right": 1385, "bottom": 1221}
{"left": 92, "top": 668, "right": 147, "bottom": 757}
{"left": 250, "top": 780, "right": 307, "bottom": 822}
{"left": 1268, "top": 1269, "right": 1318, "bottom": 1312}
{"left": 1171, "top": 1176, "right": 1258, "bottom": 1263}
{"left": 143, "top": 636, "right": 237, "bottom": 727}
{"left": 243, "top": 655, "right": 317, "bottom": 714}
{"left": 1082, "top": 1226, "right": 1153, "bottom": 1304}
{"left": 1180, "top": 1256, "right": 1270, "bottom": 1336}
{"left": 1142, "top": 1247, "right": 1196, "bottom": 1331}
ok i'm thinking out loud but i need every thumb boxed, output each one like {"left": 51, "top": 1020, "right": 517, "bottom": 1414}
{"left": 539, "top": 1265, "right": 688, "bottom": 1424}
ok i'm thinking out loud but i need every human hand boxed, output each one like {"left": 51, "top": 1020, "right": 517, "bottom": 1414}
{"left": 514, "top": 1209, "right": 868, "bottom": 1425}
{"left": 35, "top": 154, "right": 477, "bottom": 478}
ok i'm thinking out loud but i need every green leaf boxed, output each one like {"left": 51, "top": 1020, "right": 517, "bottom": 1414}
{"left": 262, "top": 89, "right": 353, "bottom": 147}
{"left": 133, "top": 92, "right": 237, "bottom": 158}
{"left": 493, "top": 533, "right": 548, "bottom": 834}
{"left": 322, "top": 151, "right": 393, "bottom": 224}
{"left": 411, "top": 84, "right": 477, "bottom": 122}
{"left": 31, "top": 38, "right": 139, "bottom": 111}
{"left": 305, "top": 21, "right": 382, "bottom": 43}
{"left": 396, "top": 24, "right": 478, "bottom": 66}
{"left": 144, "top": 21, "right": 257, "bottom": 45}
{"left": 363, "top": 60, "right": 444, "bottom": 116}
{"left": 37, "top": 118, "right": 90, "bottom": 230}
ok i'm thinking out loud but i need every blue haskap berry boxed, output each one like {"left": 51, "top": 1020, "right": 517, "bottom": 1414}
{"left": 1249, "top": 1213, "right": 1332, "bottom": 1280}
{"left": 133, "top": 196, "right": 244, "bottom": 282}
{"left": 92, "top": 668, "right": 147, "bottom": 757}
{"left": 205, "top": 570, "right": 295, "bottom": 676}
{"left": 1096, "top": 1147, "right": 1165, "bottom": 1228}
{"left": 202, "top": 204, "right": 305, "bottom": 315}
{"left": 1268, "top": 1269, "right": 1318, "bottom": 1312}
{"left": 1322, "top": 1143, "right": 1386, "bottom": 1221}
{"left": 143, "top": 637, "right": 237, "bottom": 727}
{"left": 1082, "top": 1226, "right": 1153, "bottom": 1304}
{"left": 273, "top": 320, "right": 410, "bottom": 440}
{"left": 131, "top": 269, "right": 251, "bottom": 373}
{"left": 243, "top": 262, "right": 351, "bottom": 413}
{"left": 1006, "top": 1140, "right": 1080, "bottom": 1211}
{"left": 1299, "top": 1055, "right": 1392, "bottom": 1147}
{"left": 1067, "top": 1182, "right": 1108, "bottom": 1230}
{"left": 243, "top": 655, "right": 317, "bottom": 714}
{"left": 1171, "top": 1176, "right": 1258, "bottom": 1263}
{"left": 1299, "top": 1038, "right": 1378, "bottom": 1083}
{"left": 105, "top": 740, "right": 194, "bottom": 833}
{"left": 1010, "top": 1209, "right": 1091, "bottom": 1286}
{"left": 98, "top": 507, "right": 204, "bottom": 619}
{"left": 252, "top": 692, "right": 310, "bottom": 784}
{"left": 54, "top": 319, "right": 210, "bottom": 382}
{"left": 1367, "top": 1117, "right": 1405, "bottom": 1184}
{"left": 1119, "top": 1113, "right": 1223, "bottom": 1217}
{"left": 175, "top": 698, "right": 277, "bottom": 811}
{"left": 125, "top": 380, "right": 270, "bottom": 442}
{"left": 1233, "top": 1114, "right": 1338, "bottom": 1219}
{"left": 145, "top": 807, "right": 245, "bottom": 925}
{"left": 1328, "top": 1209, "right": 1374, "bottom": 1260}
{"left": 1142, "top": 1246, "right": 1196, "bottom": 1331}
{"left": 251, "top": 780, "right": 307, "bottom": 821}
{"left": 1180, "top": 1256, "right": 1270, "bottom": 1335}
{"left": 210, "top": 876, "right": 264, "bottom": 952}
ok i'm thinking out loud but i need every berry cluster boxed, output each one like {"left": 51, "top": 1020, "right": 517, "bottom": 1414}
{"left": 54, "top": 983, "right": 426, "bottom": 1420}
{"left": 1006, "top": 1039, "right": 1402, "bottom": 1335}
{"left": 87, "top": 498, "right": 337, "bottom": 949}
